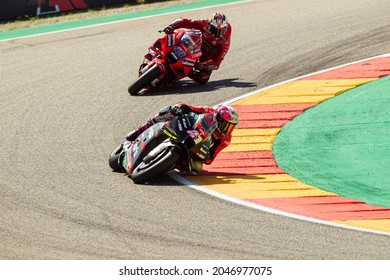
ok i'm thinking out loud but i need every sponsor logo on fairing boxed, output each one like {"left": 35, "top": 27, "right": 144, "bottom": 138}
{"left": 177, "top": 121, "right": 183, "bottom": 131}
{"left": 132, "top": 144, "right": 139, "bottom": 157}
{"left": 182, "top": 60, "right": 195, "bottom": 67}
{"left": 182, "top": 118, "right": 188, "bottom": 128}
{"left": 167, "top": 35, "right": 173, "bottom": 47}
{"left": 192, "top": 51, "right": 202, "bottom": 59}
{"left": 173, "top": 46, "right": 186, "bottom": 58}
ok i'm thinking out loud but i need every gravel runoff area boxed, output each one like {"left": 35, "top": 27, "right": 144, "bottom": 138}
{"left": 0, "top": 0, "right": 197, "bottom": 32}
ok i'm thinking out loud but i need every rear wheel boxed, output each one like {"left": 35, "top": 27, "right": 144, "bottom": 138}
{"left": 131, "top": 146, "right": 181, "bottom": 184}
{"left": 128, "top": 64, "right": 162, "bottom": 96}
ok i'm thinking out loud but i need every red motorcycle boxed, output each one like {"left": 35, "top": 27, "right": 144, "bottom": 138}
{"left": 128, "top": 29, "right": 203, "bottom": 96}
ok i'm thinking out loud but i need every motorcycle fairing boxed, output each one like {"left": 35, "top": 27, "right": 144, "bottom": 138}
{"left": 122, "top": 123, "right": 166, "bottom": 174}
{"left": 123, "top": 112, "right": 216, "bottom": 175}
{"left": 141, "top": 29, "right": 203, "bottom": 87}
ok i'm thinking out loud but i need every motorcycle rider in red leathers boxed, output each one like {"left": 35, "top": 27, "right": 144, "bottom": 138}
{"left": 125, "top": 103, "right": 239, "bottom": 173}
{"left": 163, "top": 12, "right": 231, "bottom": 84}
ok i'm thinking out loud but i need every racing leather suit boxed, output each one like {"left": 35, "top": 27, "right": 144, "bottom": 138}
{"left": 165, "top": 18, "right": 232, "bottom": 84}
{"left": 126, "top": 103, "right": 232, "bottom": 165}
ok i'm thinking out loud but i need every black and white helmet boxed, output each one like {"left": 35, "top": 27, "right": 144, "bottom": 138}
{"left": 208, "top": 12, "right": 228, "bottom": 38}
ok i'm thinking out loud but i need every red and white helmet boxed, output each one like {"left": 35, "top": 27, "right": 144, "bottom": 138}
{"left": 214, "top": 105, "right": 238, "bottom": 136}
{"left": 208, "top": 12, "right": 228, "bottom": 38}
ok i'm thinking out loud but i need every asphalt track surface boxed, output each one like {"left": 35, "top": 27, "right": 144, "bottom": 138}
{"left": 1, "top": 0, "right": 390, "bottom": 259}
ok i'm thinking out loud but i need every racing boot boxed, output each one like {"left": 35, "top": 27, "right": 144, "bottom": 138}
{"left": 125, "top": 118, "right": 155, "bottom": 142}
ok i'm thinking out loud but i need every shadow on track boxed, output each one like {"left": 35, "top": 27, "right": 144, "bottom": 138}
{"left": 130, "top": 78, "right": 257, "bottom": 96}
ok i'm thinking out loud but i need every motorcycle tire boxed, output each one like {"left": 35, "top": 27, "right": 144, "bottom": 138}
{"left": 108, "top": 144, "right": 126, "bottom": 172}
{"left": 128, "top": 64, "right": 162, "bottom": 96}
{"left": 131, "top": 145, "right": 181, "bottom": 184}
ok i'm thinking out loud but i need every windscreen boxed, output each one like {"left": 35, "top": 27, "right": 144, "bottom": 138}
{"left": 180, "top": 31, "right": 201, "bottom": 52}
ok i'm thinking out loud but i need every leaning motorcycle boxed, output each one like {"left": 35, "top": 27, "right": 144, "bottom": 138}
{"left": 109, "top": 112, "right": 216, "bottom": 184}
{"left": 128, "top": 29, "right": 202, "bottom": 95}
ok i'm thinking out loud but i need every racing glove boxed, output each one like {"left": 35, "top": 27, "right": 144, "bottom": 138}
{"left": 163, "top": 25, "right": 175, "bottom": 34}
{"left": 170, "top": 104, "right": 183, "bottom": 116}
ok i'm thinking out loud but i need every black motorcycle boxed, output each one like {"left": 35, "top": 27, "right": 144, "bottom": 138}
{"left": 109, "top": 112, "right": 216, "bottom": 184}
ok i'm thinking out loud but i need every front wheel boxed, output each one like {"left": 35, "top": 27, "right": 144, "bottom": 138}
{"left": 128, "top": 64, "right": 163, "bottom": 96}
{"left": 109, "top": 144, "right": 126, "bottom": 172}
{"left": 131, "top": 145, "right": 181, "bottom": 184}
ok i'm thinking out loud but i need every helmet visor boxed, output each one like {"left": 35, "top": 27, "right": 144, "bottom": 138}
{"left": 218, "top": 120, "right": 235, "bottom": 136}
{"left": 209, "top": 25, "right": 227, "bottom": 38}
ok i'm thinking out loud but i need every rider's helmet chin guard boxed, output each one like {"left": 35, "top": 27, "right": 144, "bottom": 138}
{"left": 214, "top": 105, "right": 239, "bottom": 136}
{"left": 208, "top": 12, "right": 228, "bottom": 39}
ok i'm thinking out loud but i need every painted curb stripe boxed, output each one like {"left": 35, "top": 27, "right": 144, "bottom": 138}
{"left": 233, "top": 79, "right": 376, "bottom": 105}
{"left": 303, "top": 57, "right": 390, "bottom": 79}
{"left": 184, "top": 54, "right": 390, "bottom": 234}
